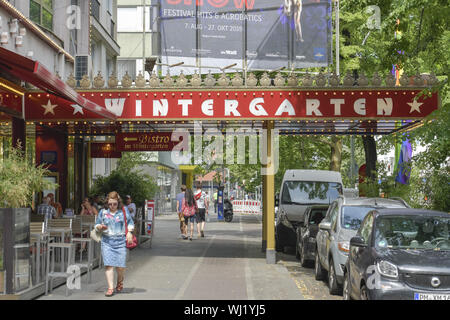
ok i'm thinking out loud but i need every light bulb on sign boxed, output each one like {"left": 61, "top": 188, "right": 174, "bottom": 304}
{"left": 1, "top": 32, "right": 8, "bottom": 45}
{"left": 9, "top": 19, "right": 18, "bottom": 34}
{"left": 15, "top": 35, "right": 23, "bottom": 47}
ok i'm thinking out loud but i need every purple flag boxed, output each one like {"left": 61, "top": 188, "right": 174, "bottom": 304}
{"left": 395, "top": 139, "right": 412, "bottom": 184}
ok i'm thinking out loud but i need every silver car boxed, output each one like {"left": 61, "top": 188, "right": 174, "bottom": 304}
{"left": 315, "top": 196, "right": 409, "bottom": 295}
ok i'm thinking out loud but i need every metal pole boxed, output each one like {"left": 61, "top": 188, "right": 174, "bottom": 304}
{"left": 351, "top": 135, "right": 355, "bottom": 188}
{"left": 335, "top": 0, "right": 340, "bottom": 76}
{"left": 142, "top": 0, "right": 146, "bottom": 73}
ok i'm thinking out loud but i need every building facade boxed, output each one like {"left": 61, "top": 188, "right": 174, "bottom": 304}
{"left": 0, "top": 0, "right": 121, "bottom": 211}
{"left": 116, "top": 0, "right": 158, "bottom": 81}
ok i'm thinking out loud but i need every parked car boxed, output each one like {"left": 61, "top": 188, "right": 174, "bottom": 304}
{"left": 276, "top": 170, "right": 343, "bottom": 253}
{"left": 343, "top": 208, "right": 450, "bottom": 300}
{"left": 315, "top": 196, "right": 409, "bottom": 295}
{"left": 296, "top": 205, "right": 329, "bottom": 267}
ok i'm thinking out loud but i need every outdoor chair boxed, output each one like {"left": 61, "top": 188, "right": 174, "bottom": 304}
{"left": 45, "top": 242, "right": 76, "bottom": 296}
{"left": 30, "top": 222, "right": 49, "bottom": 285}
{"left": 71, "top": 217, "right": 94, "bottom": 283}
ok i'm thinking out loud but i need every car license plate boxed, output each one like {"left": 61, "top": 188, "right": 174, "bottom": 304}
{"left": 414, "top": 293, "right": 450, "bottom": 300}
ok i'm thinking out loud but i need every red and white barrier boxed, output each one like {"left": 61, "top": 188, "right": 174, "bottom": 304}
{"left": 232, "top": 200, "right": 262, "bottom": 214}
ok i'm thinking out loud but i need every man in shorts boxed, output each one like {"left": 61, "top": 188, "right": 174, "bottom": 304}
{"left": 194, "top": 182, "right": 208, "bottom": 238}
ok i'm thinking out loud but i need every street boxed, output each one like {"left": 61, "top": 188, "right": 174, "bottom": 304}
{"left": 37, "top": 211, "right": 339, "bottom": 300}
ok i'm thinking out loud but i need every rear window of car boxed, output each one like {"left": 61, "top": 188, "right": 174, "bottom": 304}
{"left": 341, "top": 206, "right": 377, "bottom": 230}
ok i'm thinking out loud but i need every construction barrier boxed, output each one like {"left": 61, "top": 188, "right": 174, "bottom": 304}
{"left": 232, "top": 200, "right": 262, "bottom": 214}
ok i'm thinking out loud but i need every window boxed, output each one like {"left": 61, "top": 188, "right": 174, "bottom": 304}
{"left": 117, "top": 7, "right": 152, "bottom": 32}
{"left": 360, "top": 213, "right": 374, "bottom": 245}
{"left": 329, "top": 203, "right": 339, "bottom": 231}
{"left": 341, "top": 206, "right": 378, "bottom": 230}
{"left": 30, "top": 0, "right": 53, "bottom": 31}
{"left": 281, "top": 181, "right": 342, "bottom": 205}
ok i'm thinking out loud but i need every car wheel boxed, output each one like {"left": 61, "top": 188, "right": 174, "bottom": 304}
{"left": 299, "top": 241, "right": 309, "bottom": 267}
{"left": 328, "top": 258, "right": 342, "bottom": 295}
{"left": 343, "top": 271, "right": 352, "bottom": 300}
{"left": 275, "top": 236, "right": 283, "bottom": 252}
{"left": 360, "top": 284, "right": 370, "bottom": 300}
{"left": 314, "top": 251, "right": 325, "bottom": 280}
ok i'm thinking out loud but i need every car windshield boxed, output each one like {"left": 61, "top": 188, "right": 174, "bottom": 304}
{"left": 375, "top": 216, "right": 450, "bottom": 250}
{"left": 281, "top": 181, "right": 342, "bottom": 205}
{"left": 341, "top": 206, "right": 377, "bottom": 230}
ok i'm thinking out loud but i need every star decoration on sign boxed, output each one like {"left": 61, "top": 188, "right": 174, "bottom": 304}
{"left": 407, "top": 99, "right": 423, "bottom": 114}
{"left": 71, "top": 104, "right": 84, "bottom": 115}
{"left": 42, "top": 100, "right": 58, "bottom": 115}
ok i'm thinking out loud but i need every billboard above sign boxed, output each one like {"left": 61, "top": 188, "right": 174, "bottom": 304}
{"left": 159, "top": 0, "right": 332, "bottom": 70}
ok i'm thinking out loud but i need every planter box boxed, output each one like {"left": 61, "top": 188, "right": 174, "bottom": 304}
{"left": 0, "top": 271, "right": 4, "bottom": 294}
{"left": 0, "top": 208, "right": 31, "bottom": 294}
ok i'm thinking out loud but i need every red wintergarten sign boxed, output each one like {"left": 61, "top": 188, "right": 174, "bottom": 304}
{"left": 24, "top": 89, "right": 439, "bottom": 121}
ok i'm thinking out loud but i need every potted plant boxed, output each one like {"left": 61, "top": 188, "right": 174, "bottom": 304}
{"left": 0, "top": 142, "right": 56, "bottom": 294}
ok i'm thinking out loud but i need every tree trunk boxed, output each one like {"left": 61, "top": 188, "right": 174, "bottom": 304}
{"left": 362, "top": 136, "right": 377, "bottom": 181}
{"left": 330, "top": 136, "right": 343, "bottom": 172}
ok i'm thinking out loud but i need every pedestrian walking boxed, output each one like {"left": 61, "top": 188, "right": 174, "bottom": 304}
{"left": 213, "top": 190, "right": 218, "bottom": 213}
{"left": 94, "top": 191, "right": 135, "bottom": 297}
{"left": 194, "top": 182, "right": 208, "bottom": 238}
{"left": 182, "top": 188, "right": 197, "bottom": 241}
{"left": 92, "top": 195, "right": 104, "bottom": 212}
{"left": 176, "top": 185, "right": 188, "bottom": 239}
{"left": 125, "top": 195, "right": 137, "bottom": 222}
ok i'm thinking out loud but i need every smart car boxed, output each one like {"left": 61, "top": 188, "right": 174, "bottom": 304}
{"left": 344, "top": 208, "right": 450, "bottom": 300}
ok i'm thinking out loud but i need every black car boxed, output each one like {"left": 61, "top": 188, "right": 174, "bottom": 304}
{"left": 343, "top": 208, "right": 450, "bottom": 300}
{"left": 295, "top": 205, "right": 328, "bottom": 267}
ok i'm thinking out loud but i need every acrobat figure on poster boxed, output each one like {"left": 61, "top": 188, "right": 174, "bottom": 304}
{"left": 283, "top": 0, "right": 304, "bottom": 42}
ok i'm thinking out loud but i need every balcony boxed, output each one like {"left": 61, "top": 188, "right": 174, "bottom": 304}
{"left": 91, "top": 0, "right": 100, "bottom": 22}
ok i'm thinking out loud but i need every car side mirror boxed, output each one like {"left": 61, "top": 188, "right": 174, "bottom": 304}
{"left": 319, "top": 221, "right": 331, "bottom": 231}
{"left": 350, "top": 236, "right": 367, "bottom": 248}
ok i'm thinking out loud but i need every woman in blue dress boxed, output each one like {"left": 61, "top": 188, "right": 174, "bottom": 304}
{"left": 95, "top": 191, "right": 135, "bottom": 297}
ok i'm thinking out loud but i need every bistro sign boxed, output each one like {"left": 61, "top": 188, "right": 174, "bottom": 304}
{"left": 116, "top": 132, "right": 178, "bottom": 152}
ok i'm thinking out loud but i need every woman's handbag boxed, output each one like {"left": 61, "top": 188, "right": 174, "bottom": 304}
{"left": 90, "top": 228, "right": 102, "bottom": 242}
{"left": 123, "top": 207, "right": 138, "bottom": 249}
{"left": 90, "top": 209, "right": 103, "bottom": 242}
{"left": 182, "top": 199, "right": 197, "bottom": 217}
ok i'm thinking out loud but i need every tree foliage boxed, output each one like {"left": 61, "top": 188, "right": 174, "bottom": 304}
{"left": 89, "top": 152, "right": 158, "bottom": 207}
{"left": 0, "top": 142, "right": 56, "bottom": 208}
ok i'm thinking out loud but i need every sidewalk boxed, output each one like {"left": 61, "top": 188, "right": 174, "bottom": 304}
{"left": 37, "top": 212, "right": 305, "bottom": 300}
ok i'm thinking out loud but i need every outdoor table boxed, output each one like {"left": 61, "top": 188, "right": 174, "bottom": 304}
{"left": 47, "top": 227, "right": 71, "bottom": 241}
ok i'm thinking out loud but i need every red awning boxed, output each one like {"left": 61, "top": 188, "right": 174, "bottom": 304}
{"left": 0, "top": 47, "right": 116, "bottom": 120}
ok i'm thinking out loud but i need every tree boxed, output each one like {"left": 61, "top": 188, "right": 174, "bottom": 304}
{"left": 339, "top": 0, "right": 449, "bottom": 203}
{"left": 0, "top": 142, "right": 55, "bottom": 208}
{"left": 90, "top": 152, "right": 158, "bottom": 207}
